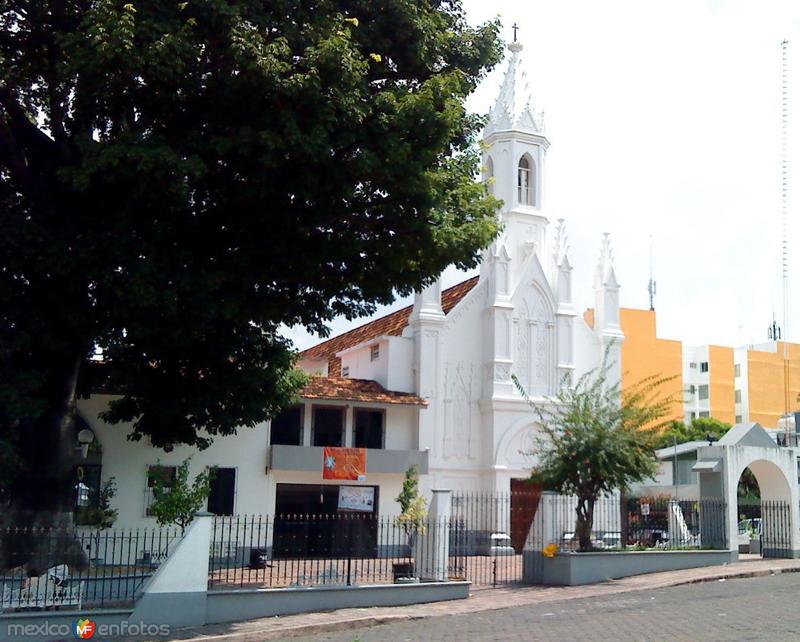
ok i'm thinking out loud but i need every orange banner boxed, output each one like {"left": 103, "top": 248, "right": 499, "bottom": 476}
{"left": 323, "top": 447, "right": 367, "bottom": 481}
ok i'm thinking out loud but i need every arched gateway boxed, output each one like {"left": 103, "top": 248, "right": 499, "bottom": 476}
{"left": 693, "top": 422, "right": 800, "bottom": 558}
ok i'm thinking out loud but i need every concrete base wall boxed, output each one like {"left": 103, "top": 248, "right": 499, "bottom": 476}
{"left": 206, "top": 581, "right": 470, "bottom": 624}
{"left": 0, "top": 609, "right": 134, "bottom": 642}
{"left": 529, "top": 550, "right": 738, "bottom": 586}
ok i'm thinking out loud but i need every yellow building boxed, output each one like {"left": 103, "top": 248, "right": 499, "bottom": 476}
{"left": 584, "top": 307, "right": 684, "bottom": 424}
{"left": 738, "top": 342, "right": 800, "bottom": 428}
{"left": 587, "top": 308, "right": 800, "bottom": 429}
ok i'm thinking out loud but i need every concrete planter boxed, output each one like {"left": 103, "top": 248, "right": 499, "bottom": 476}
{"left": 533, "top": 549, "right": 737, "bottom": 586}
{"left": 749, "top": 539, "right": 761, "bottom": 555}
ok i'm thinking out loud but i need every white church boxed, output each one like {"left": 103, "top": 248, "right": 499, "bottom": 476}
{"left": 75, "top": 41, "right": 625, "bottom": 531}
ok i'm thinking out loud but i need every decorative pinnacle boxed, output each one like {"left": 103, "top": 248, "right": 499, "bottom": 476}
{"left": 552, "top": 218, "right": 569, "bottom": 266}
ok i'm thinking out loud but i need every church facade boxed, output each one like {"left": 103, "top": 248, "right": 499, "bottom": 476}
{"left": 298, "top": 41, "right": 624, "bottom": 498}
{"left": 72, "top": 42, "right": 625, "bottom": 529}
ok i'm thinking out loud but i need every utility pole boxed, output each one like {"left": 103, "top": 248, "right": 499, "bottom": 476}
{"left": 780, "top": 40, "right": 792, "bottom": 441}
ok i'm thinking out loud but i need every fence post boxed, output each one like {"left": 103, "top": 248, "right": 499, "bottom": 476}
{"left": 130, "top": 512, "right": 213, "bottom": 628}
{"left": 415, "top": 489, "right": 451, "bottom": 582}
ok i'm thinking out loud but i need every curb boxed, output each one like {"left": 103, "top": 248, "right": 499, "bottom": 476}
{"left": 170, "top": 563, "right": 800, "bottom": 642}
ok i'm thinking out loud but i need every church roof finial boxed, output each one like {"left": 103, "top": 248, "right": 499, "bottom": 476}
{"left": 485, "top": 31, "right": 544, "bottom": 137}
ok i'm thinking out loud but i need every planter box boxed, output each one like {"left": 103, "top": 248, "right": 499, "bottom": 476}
{"left": 528, "top": 549, "right": 737, "bottom": 586}
{"left": 749, "top": 539, "right": 761, "bottom": 555}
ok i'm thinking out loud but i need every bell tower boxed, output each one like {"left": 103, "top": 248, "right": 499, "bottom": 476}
{"left": 482, "top": 39, "right": 549, "bottom": 287}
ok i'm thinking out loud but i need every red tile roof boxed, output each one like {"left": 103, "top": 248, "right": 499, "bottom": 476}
{"left": 300, "top": 276, "right": 480, "bottom": 376}
{"left": 301, "top": 377, "right": 428, "bottom": 406}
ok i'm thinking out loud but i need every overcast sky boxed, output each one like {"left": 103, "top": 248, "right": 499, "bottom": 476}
{"left": 284, "top": 0, "right": 800, "bottom": 352}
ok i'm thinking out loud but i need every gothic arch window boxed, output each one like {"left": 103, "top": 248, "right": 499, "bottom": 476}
{"left": 485, "top": 156, "right": 495, "bottom": 195}
{"left": 517, "top": 154, "right": 536, "bottom": 207}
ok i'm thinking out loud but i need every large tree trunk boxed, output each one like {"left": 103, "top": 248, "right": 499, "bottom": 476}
{"left": 575, "top": 496, "right": 596, "bottom": 552}
{"left": 10, "top": 355, "right": 82, "bottom": 519}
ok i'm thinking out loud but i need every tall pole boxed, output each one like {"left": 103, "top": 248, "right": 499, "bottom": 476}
{"left": 780, "top": 40, "right": 791, "bottom": 440}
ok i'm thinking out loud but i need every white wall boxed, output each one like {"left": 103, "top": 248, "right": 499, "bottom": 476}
{"left": 77, "top": 395, "right": 272, "bottom": 530}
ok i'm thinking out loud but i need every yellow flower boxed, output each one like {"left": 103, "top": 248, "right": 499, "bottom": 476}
{"left": 543, "top": 543, "right": 559, "bottom": 558}
{"left": 369, "top": 53, "right": 382, "bottom": 63}
{"left": 344, "top": 17, "right": 359, "bottom": 27}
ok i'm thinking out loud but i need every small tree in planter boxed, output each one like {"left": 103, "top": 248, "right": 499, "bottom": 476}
{"left": 394, "top": 466, "right": 428, "bottom": 577}
{"left": 149, "top": 458, "right": 214, "bottom": 535}
{"left": 514, "top": 356, "right": 675, "bottom": 552}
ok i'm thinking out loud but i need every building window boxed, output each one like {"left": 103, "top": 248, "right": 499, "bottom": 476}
{"left": 735, "top": 389, "right": 742, "bottom": 403}
{"left": 73, "top": 464, "right": 102, "bottom": 524}
{"left": 270, "top": 405, "right": 304, "bottom": 446}
{"left": 312, "top": 406, "right": 345, "bottom": 447}
{"left": 700, "top": 362, "right": 709, "bottom": 373}
{"left": 735, "top": 364, "right": 741, "bottom": 377}
{"left": 485, "top": 156, "right": 494, "bottom": 196}
{"left": 370, "top": 345, "right": 380, "bottom": 362}
{"left": 146, "top": 465, "right": 177, "bottom": 516}
{"left": 699, "top": 411, "right": 710, "bottom": 418}
{"left": 689, "top": 362, "right": 697, "bottom": 369}
{"left": 208, "top": 467, "right": 236, "bottom": 516}
{"left": 687, "top": 384, "right": 696, "bottom": 395}
{"left": 354, "top": 409, "right": 385, "bottom": 449}
{"left": 517, "top": 155, "right": 535, "bottom": 206}
{"left": 698, "top": 384, "right": 709, "bottom": 400}
{"left": 736, "top": 415, "right": 743, "bottom": 423}
{"left": 342, "top": 365, "right": 350, "bottom": 377}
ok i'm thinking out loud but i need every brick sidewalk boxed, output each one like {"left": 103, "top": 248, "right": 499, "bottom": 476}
{"left": 152, "top": 557, "right": 800, "bottom": 642}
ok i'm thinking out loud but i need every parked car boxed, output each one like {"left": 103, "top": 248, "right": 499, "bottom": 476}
{"left": 737, "top": 518, "right": 762, "bottom": 548}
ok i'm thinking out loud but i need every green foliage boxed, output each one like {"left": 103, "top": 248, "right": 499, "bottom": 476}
{"left": 395, "top": 466, "right": 427, "bottom": 544}
{"left": 0, "top": 1, "right": 504, "bottom": 488}
{"left": 75, "top": 477, "right": 119, "bottom": 530}
{"left": 654, "top": 417, "right": 732, "bottom": 449}
{"left": 514, "top": 352, "right": 677, "bottom": 551}
{"left": 149, "top": 459, "right": 213, "bottom": 533}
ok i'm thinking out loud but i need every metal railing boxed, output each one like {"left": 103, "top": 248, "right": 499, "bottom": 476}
{"left": 0, "top": 526, "right": 180, "bottom": 610}
{"left": 208, "top": 514, "right": 449, "bottom": 589}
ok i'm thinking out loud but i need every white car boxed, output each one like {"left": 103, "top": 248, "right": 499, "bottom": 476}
{"left": 737, "top": 518, "right": 762, "bottom": 547}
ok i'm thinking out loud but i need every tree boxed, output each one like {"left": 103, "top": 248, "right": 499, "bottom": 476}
{"left": 148, "top": 459, "right": 213, "bottom": 534}
{"left": 653, "top": 417, "right": 732, "bottom": 449}
{"left": 514, "top": 362, "right": 677, "bottom": 552}
{"left": 395, "top": 466, "right": 427, "bottom": 549}
{"left": 75, "top": 476, "right": 119, "bottom": 530}
{"left": 0, "top": 1, "right": 503, "bottom": 513}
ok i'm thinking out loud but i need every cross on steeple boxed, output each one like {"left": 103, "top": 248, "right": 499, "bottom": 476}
{"left": 512, "top": 23, "right": 519, "bottom": 42}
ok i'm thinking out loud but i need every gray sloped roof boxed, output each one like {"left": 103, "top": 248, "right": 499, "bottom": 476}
{"left": 654, "top": 440, "right": 709, "bottom": 459}
{"left": 717, "top": 422, "right": 776, "bottom": 448}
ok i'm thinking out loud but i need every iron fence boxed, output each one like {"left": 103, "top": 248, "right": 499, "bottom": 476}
{"left": 449, "top": 488, "right": 541, "bottom": 587}
{"left": 208, "top": 514, "right": 450, "bottom": 589}
{"left": 0, "top": 526, "right": 180, "bottom": 610}
{"left": 761, "top": 500, "right": 792, "bottom": 558}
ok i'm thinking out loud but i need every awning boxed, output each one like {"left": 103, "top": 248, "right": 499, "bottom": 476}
{"left": 692, "top": 458, "right": 723, "bottom": 473}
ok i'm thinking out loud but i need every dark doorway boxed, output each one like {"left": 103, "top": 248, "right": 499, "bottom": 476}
{"left": 273, "top": 483, "right": 379, "bottom": 559}
{"left": 208, "top": 468, "right": 236, "bottom": 516}
{"left": 510, "top": 479, "right": 542, "bottom": 553}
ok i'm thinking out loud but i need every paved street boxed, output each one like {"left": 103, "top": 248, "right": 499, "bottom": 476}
{"left": 290, "top": 573, "right": 800, "bottom": 642}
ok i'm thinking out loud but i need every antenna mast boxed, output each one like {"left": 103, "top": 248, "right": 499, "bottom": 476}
{"left": 647, "top": 235, "right": 656, "bottom": 311}
{"left": 780, "top": 40, "right": 791, "bottom": 438}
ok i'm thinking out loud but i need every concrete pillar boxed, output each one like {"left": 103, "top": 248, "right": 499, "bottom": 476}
{"left": 130, "top": 513, "right": 212, "bottom": 627}
{"left": 522, "top": 491, "right": 557, "bottom": 584}
{"left": 415, "top": 489, "right": 451, "bottom": 581}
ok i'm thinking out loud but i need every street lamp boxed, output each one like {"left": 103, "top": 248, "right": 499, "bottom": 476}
{"left": 77, "top": 428, "right": 94, "bottom": 459}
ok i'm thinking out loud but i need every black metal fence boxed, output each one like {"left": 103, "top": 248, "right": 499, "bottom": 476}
{"left": 621, "top": 497, "right": 728, "bottom": 550}
{"left": 208, "top": 514, "right": 451, "bottom": 589}
{"left": 761, "top": 501, "right": 792, "bottom": 558}
{"left": 0, "top": 526, "right": 180, "bottom": 610}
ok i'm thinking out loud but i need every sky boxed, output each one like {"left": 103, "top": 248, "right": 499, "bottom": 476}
{"left": 284, "top": 0, "right": 800, "bottom": 352}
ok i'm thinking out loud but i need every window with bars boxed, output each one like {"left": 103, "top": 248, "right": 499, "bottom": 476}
{"left": 145, "top": 465, "right": 177, "bottom": 516}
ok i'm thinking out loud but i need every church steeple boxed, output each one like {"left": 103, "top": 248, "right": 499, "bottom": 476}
{"left": 485, "top": 41, "right": 545, "bottom": 137}
{"left": 481, "top": 38, "right": 551, "bottom": 288}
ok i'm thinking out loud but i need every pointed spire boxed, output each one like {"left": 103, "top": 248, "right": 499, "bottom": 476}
{"left": 552, "top": 218, "right": 570, "bottom": 267}
{"left": 485, "top": 42, "right": 544, "bottom": 136}
{"left": 595, "top": 232, "right": 619, "bottom": 288}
